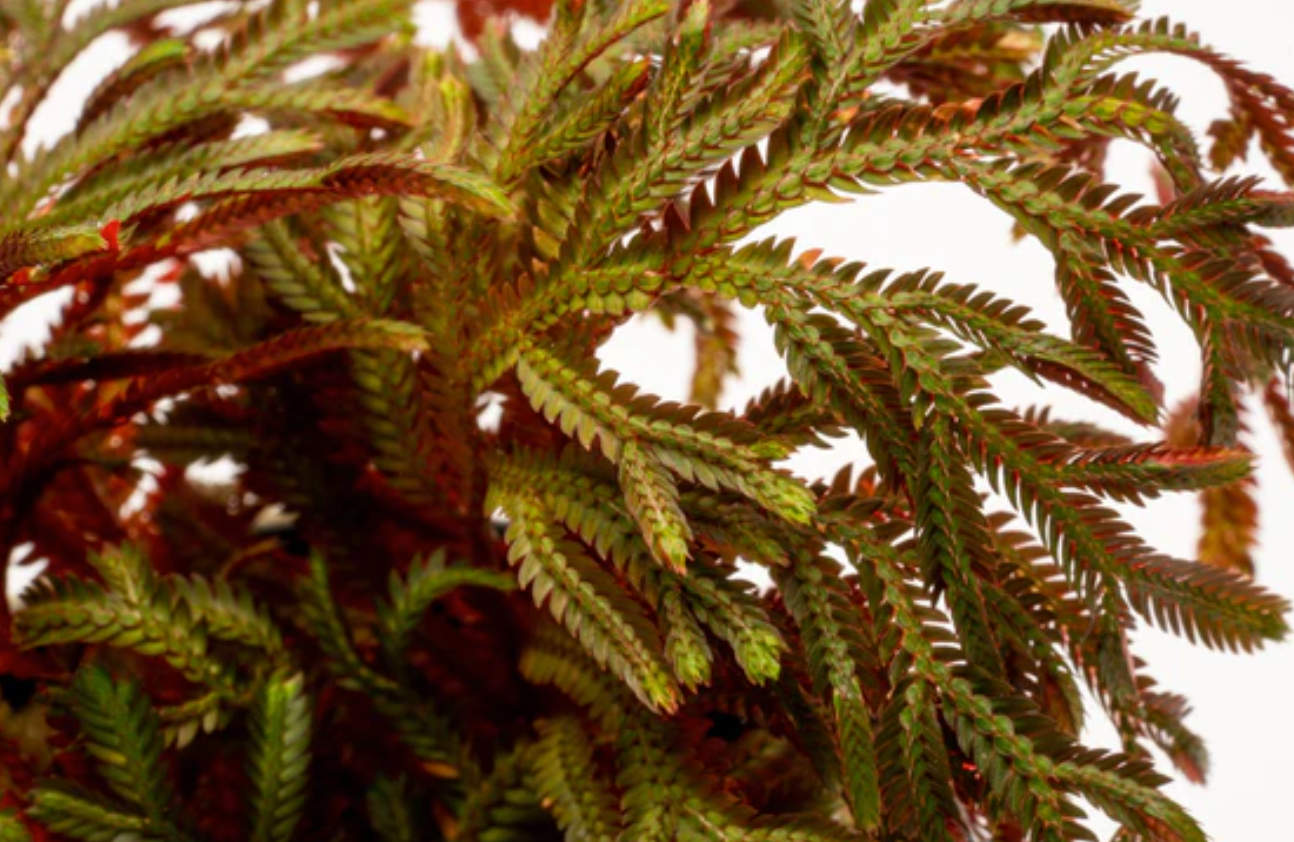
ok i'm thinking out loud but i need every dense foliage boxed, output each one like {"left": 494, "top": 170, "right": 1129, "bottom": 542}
{"left": 1, "top": 1, "right": 1293, "bottom": 840}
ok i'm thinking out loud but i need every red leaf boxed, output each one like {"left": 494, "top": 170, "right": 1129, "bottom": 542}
{"left": 99, "top": 219, "right": 122, "bottom": 251}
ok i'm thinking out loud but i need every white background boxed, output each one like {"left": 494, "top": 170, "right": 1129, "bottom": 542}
{"left": 2, "top": 1, "right": 1291, "bottom": 838}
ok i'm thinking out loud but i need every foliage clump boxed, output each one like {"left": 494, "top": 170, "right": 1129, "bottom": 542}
{"left": 0, "top": 1, "right": 1292, "bottom": 841}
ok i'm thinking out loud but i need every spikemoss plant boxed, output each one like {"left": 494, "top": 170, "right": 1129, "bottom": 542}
{"left": 1, "top": 2, "right": 1293, "bottom": 841}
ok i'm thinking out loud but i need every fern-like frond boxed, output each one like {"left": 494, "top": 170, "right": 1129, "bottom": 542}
{"left": 15, "top": 552, "right": 234, "bottom": 693}
{"left": 774, "top": 554, "right": 881, "bottom": 830}
{"left": 496, "top": 0, "right": 670, "bottom": 182}
{"left": 297, "top": 552, "right": 459, "bottom": 769}
{"left": 4, "top": 4, "right": 1292, "bottom": 841}
{"left": 1120, "top": 554, "right": 1289, "bottom": 651}
{"left": 516, "top": 342, "right": 814, "bottom": 530}
{"left": 171, "top": 573, "right": 286, "bottom": 659}
{"left": 246, "top": 670, "right": 312, "bottom": 842}
{"left": 366, "top": 776, "right": 418, "bottom": 842}
{"left": 65, "top": 667, "right": 176, "bottom": 825}
{"left": 499, "top": 493, "right": 679, "bottom": 712}
{"left": 28, "top": 781, "right": 155, "bottom": 842}
{"left": 528, "top": 716, "right": 624, "bottom": 842}
{"left": 377, "top": 550, "right": 513, "bottom": 669}
{"left": 489, "top": 445, "right": 787, "bottom": 685}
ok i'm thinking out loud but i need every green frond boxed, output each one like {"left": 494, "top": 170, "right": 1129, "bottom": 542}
{"left": 222, "top": 81, "right": 412, "bottom": 129}
{"left": 792, "top": 1, "right": 854, "bottom": 67}
{"left": 366, "top": 776, "right": 418, "bottom": 842}
{"left": 12, "top": 548, "right": 278, "bottom": 748}
{"left": 979, "top": 567, "right": 1086, "bottom": 735}
{"left": 497, "top": 0, "right": 669, "bottom": 181}
{"left": 87, "top": 542, "right": 156, "bottom": 604}
{"left": 566, "top": 26, "right": 809, "bottom": 262}
{"left": 658, "top": 583, "right": 714, "bottom": 689}
{"left": 521, "top": 620, "right": 635, "bottom": 729}
{"left": 875, "top": 677, "right": 958, "bottom": 842}
{"left": 500, "top": 496, "right": 680, "bottom": 712}
{"left": 0, "top": 224, "right": 111, "bottom": 279}
{"left": 56, "top": 154, "right": 504, "bottom": 234}
{"left": 0, "top": 0, "right": 213, "bottom": 165}
{"left": 324, "top": 196, "right": 405, "bottom": 313}
{"left": 679, "top": 238, "right": 1160, "bottom": 424}
{"left": 15, "top": 552, "right": 234, "bottom": 693}
{"left": 773, "top": 555, "right": 880, "bottom": 829}
{"left": 529, "top": 716, "right": 624, "bottom": 842}
{"left": 158, "top": 691, "right": 227, "bottom": 751}
{"left": 743, "top": 379, "right": 843, "bottom": 448}
{"left": 216, "top": 0, "right": 414, "bottom": 83}
{"left": 405, "top": 52, "right": 477, "bottom": 161}
{"left": 247, "top": 670, "right": 312, "bottom": 842}
{"left": 490, "top": 446, "right": 786, "bottom": 685}
{"left": 65, "top": 667, "right": 175, "bottom": 824}
{"left": 297, "top": 552, "right": 399, "bottom": 695}
{"left": 28, "top": 781, "right": 156, "bottom": 842}
{"left": 549, "top": 58, "right": 656, "bottom": 170}
{"left": 614, "top": 713, "right": 687, "bottom": 842}
{"left": 914, "top": 418, "right": 1011, "bottom": 679}
{"left": 1055, "top": 758, "right": 1205, "bottom": 842}
{"left": 1120, "top": 554, "right": 1289, "bottom": 651}
{"left": 618, "top": 439, "right": 694, "bottom": 573}
{"left": 0, "top": 811, "right": 30, "bottom": 842}
{"left": 488, "top": 446, "right": 669, "bottom": 590}
{"left": 297, "top": 552, "right": 460, "bottom": 768}
{"left": 1057, "top": 443, "right": 1253, "bottom": 504}
{"left": 377, "top": 550, "right": 514, "bottom": 668}
{"left": 673, "top": 566, "right": 785, "bottom": 685}
{"left": 78, "top": 37, "right": 192, "bottom": 130}
{"left": 38, "top": 130, "right": 323, "bottom": 231}
{"left": 245, "top": 218, "right": 354, "bottom": 322}
{"left": 641, "top": 0, "right": 716, "bottom": 146}
{"left": 6, "top": 0, "right": 417, "bottom": 212}
{"left": 770, "top": 306, "right": 915, "bottom": 481}
{"left": 456, "top": 745, "right": 555, "bottom": 842}
{"left": 516, "top": 343, "right": 813, "bottom": 527}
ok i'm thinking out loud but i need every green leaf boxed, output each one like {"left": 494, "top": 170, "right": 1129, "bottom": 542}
{"left": 15, "top": 553, "right": 233, "bottom": 693}
{"left": 529, "top": 717, "right": 625, "bottom": 842}
{"left": 0, "top": 810, "right": 31, "bottom": 842}
{"left": 516, "top": 344, "right": 814, "bottom": 527}
{"left": 0, "top": 225, "right": 111, "bottom": 278}
{"left": 247, "top": 670, "right": 313, "bottom": 842}
{"left": 297, "top": 553, "right": 459, "bottom": 770}
{"left": 366, "top": 776, "right": 418, "bottom": 842}
{"left": 377, "top": 550, "right": 514, "bottom": 669}
{"left": 774, "top": 556, "right": 881, "bottom": 829}
{"left": 502, "top": 498, "right": 680, "bottom": 713}
{"left": 28, "top": 781, "right": 154, "bottom": 842}
{"left": 618, "top": 440, "right": 693, "bottom": 573}
{"left": 66, "top": 667, "right": 174, "bottom": 823}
